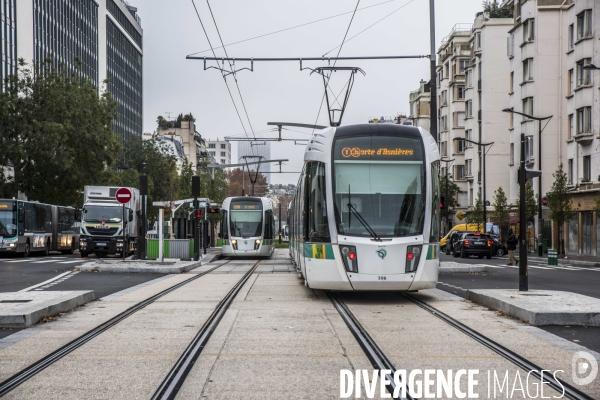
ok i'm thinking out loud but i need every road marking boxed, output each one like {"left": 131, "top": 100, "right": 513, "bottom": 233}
{"left": 18, "top": 271, "right": 73, "bottom": 292}
{"left": 30, "top": 260, "right": 58, "bottom": 264}
{"left": 2, "top": 259, "right": 32, "bottom": 263}
{"left": 57, "top": 260, "right": 87, "bottom": 264}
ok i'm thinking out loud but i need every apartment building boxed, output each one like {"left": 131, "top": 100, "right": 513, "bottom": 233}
{"left": 463, "top": 12, "right": 513, "bottom": 220}
{"left": 563, "top": 0, "right": 600, "bottom": 255}
{"left": 408, "top": 80, "right": 431, "bottom": 131}
{"left": 504, "top": 0, "right": 570, "bottom": 250}
{"left": 155, "top": 119, "right": 214, "bottom": 167}
{"left": 6, "top": 0, "right": 143, "bottom": 143}
{"left": 205, "top": 138, "right": 232, "bottom": 167}
{"left": 436, "top": 24, "right": 472, "bottom": 224}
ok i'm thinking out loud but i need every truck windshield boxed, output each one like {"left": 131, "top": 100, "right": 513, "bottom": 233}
{"left": 0, "top": 211, "right": 17, "bottom": 237}
{"left": 83, "top": 206, "right": 122, "bottom": 223}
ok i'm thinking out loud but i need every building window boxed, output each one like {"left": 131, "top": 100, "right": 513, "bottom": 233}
{"left": 522, "top": 97, "right": 533, "bottom": 116}
{"left": 445, "top": 62, "right": 450, "bottom": 78}
{"left": 568, "top": 24, "right": 574, "bottom": 50}
{"left": 221, "top": 159, "right": 226, "bottom": 164}
{"left": 466, "top": 159, "right": 472, "bottom": 176}
{"left": 469, "top": 188, "right": 474, "bottom": 205}
{"left": 221, "top": 151, "right": 226, "bottom": 157}
{"left": 568, "top": 159, "right": 574, "bottom": 184}
{"left": 208, "top": 143, "right": 216, "bottom": 148}
{"left": 440, "top": 142, "right": 447, "bottom": 157}
{"left": 568, "top": 114, "right": 573, "bottom": 139}
{"left": 577, "top": 107, "right": 592, "bottom": 134}
{"left": 466, "top": 70, "right": 472, "bottom": 87}
{"left": 459, "top": 59, "right": 469, "bottom": 74}
{"left": 523, "top": 19, "right": 535, "bottom": 43}
{"left": 455, "top": 139, "right": 465, "bottom": 153}
{"left": 577, "top": 10, "right": 592, "bottom": 40}
{"left": 523, "top": 58, "right": 533, "bottom": 81}
{"left": 476, "top": 32, "right": 481, "bottom": 50}
{"left": 524, "top": 136, "right": 534, "bottom": 163}
{"left": 509, "top": 110, "right": 514, "bottom": 129}
{"left": 568, "top": 69, "right": 574, "bottom": 94}
{"left": 583, "top": 155, "right": 591, "bottom": 181}
{"left": 457, "top": 112, "right": 465, "bottom": 127}
{"left": 456, "top": 165, "right": 465, "bottom": 180}
{"left": 577, "top": 59, "right": 591, "bottom": 87}
{"left": 465, "top": 100, "right": 473, "bottom": 117}
{"left": 456, "top": 85, "right": 465, "bottom": 100}
{"left": 221, "top": 144, "right": 226, "bottom": 149}
{"left": 507, "top": 35, "right": 514, "bottom": 57}
{"left": 465, "top": 129, "right": 472, "bottom": 143}
{"left": 509, "top": 72, "right": 514, "bottom": 93}
{"left": 209, "top": 151, "right": 216, "bottom": 156}
{"left": 510, "top": 143, "right": 514, "bottom": 164}
{"left": 441, "top": 90, "right": 447, "bottom": 106}
{"left": 0, "top": 0, "right": 17, "bottom": 90}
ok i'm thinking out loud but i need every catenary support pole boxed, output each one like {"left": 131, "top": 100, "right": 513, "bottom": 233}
{"left": 519, "top": 133, "right": 528, "bottom": 291}
{"left": 158, "top": 209, "right": 164, "bottom": 263}
{"left": 538, "top": 118, "right": 543, "bottom": 257}
{"left": 279, "top": 203, "right": 282, "bottom": 245}
{"left": 429, "top": 0, "right": 438, "bottom": 142}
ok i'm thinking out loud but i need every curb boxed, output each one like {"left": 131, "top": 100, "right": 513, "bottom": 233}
{"left": 80, "top": 260, "right": 203, "bottom": 274}
{"left": 440, "top": 265, "right": 489, "bottom": 273}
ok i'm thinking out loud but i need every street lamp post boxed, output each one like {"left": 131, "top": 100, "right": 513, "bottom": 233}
{"left": 453, "top": 138, "right": 494, "bottom": 232}
{"left": 440, "top": 158, "right": 455, "bottom": 235}
{"left": 502, "top": 108, "right": 552, "bottom": 258}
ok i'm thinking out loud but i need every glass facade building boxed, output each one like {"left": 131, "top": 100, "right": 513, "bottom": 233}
{"left": 0, "top": 0, "right": 17, "bottom": 87}
{"left": 33, "top": 0, "right": 99, "bottom": 87}
{"left": 106, "top": 17, "right": 142, "bottom": 143}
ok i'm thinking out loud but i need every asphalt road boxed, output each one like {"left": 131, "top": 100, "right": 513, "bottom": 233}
{"left": 0, "top": 251, "right": 162, "bottom": 339}
{"left": 437, "top": 252, "right": 600, "bottom": 354}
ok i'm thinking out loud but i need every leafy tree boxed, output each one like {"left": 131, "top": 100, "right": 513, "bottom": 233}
{"left": 516, "top": 181, "right": 538, "bottom": 222}
{"left": 482, "top": 1, "right": 513, "bottom": 18}
{"left": 0, "top": 59, "right": 120, "bottom": 205}
{"left": 547, "top": 164, "right": 573, "bottom": 256}
{"left": 441, "top": 173, "right": 460, "bottom": 232}
{"left": 493, "top": 187, "right": 510, "bottom": 242}
{"left": 226, "top": 168, "right": 268, "bottom": 197}
{"left": 469, "top": 193, "right": 485, "bottom": 232}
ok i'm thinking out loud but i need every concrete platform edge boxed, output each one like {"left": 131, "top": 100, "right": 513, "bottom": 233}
{"left": 79, "top": 260, "right": 202, "bottom": 274}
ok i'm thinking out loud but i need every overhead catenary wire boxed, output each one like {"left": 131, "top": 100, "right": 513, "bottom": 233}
{"left": 186, "top": 0, "right": 409, "bottom": 57}
{"left": 190, "top": 0, "right": 249, "bottom": 139}
{"left": 322, "top": 0, "right": 417, "bottom": 56}
{"left": 205, "top": 0, "right": 257, "bottom": 147}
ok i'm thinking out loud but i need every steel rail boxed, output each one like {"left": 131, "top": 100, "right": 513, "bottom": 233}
{"left": 0, "top": 261, "right": 229, "bottom": 397}
{"left": 152, "top": 260, "right": 260, "bottom": 400}
{"left": 328, "top": 291, "right": 414, "bottom": 400}
{"left": 402, "top": 294, "right": 594, "bottom": 400}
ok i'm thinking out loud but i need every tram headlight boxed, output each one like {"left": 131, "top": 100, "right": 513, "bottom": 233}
{"left": 339, "top": 245, "right": 358, "bottom": 273}
{"left": 405, "top": 245, "right": 423, "bottom": 273}
{"left": 231, "top": 239, "right": 238, "bottom": 249}
{"left": 254, "top": 239, "right": 261, "bottom": 250}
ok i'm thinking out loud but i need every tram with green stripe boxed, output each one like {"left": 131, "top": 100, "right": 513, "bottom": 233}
{"left": 288, "top": 124, "right": 441, "bottom": 290}
{"left": 220, "top": 197, "right": 275, "bottom": 257}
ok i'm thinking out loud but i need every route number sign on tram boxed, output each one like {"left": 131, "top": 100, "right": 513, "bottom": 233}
{"left": 115, "top": 187, "right": 132, "bottom": 204}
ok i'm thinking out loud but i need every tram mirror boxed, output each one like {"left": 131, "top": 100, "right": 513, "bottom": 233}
{"left": 18, "top": 208, "right": 24, "bottom": 223}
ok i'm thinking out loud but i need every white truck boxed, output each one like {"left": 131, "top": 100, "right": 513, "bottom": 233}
{"left": 78, "top": 186, "right": 140, "bottom": 258}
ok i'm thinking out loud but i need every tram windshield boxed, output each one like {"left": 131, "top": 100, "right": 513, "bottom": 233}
{"left": 333, "top": 134, "right": 426, "bottom": 238}
{"left": 229, "top": 200, "right": 263, "bottom": 238}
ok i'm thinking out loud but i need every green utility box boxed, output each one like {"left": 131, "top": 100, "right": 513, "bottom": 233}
{"left": 542, "top": 239, "right": 548, "bottom": 254}
{"left": 548, "top": 249, "right": 558, "bottom": 266}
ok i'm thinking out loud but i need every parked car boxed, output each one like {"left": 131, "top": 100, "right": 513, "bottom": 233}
{"left": 453, "top": 233, "right": 494, "bottom": 259}
{"left": 445, "top": 230, "right": 470, "bottom": 255}
{"left": 440, "top": 223, "right": 485, "bottom": 250}
{"left": 491, "top": 235, "right": 507, "bottom": 257}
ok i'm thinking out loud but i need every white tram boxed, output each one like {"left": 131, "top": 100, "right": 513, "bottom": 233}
{"left": 289, "top": 124, "right": 441, "bottom": 290}
{"left": 221, "top": 197, "right": 275, "bottom": 257}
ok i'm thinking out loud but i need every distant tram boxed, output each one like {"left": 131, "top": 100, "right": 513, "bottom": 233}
{"left": 288, "top": 124, "right": 441, "bottom": 290}
{"left": 221, "top": 197, "right": 275, "bottom": 257}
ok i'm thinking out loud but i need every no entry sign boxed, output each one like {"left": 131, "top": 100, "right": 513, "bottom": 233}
{"left": 115, "top": 187, "right": 132, "bottom": 204}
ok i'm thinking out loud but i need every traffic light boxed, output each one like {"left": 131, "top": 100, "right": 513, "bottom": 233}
{"left": 196, "top": 209, "right": 202, "bottom": 219}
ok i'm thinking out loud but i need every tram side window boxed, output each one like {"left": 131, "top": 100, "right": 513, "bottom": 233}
{"left": 222, "top": 211, "right": 229, "bottom": 239}
{"left": 307, "top": 162, "right": 330, "bottom": 243}
{"left": 429, "top": 163, "right": 441, "bottom": 243}
{"left": 264, "top": 210, "right": 273, "bottom": 239}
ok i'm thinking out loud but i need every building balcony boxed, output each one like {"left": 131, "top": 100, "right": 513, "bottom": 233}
{"left": 574, "top": 133, "right": 594, "bottom": 146}
{"left": 465, "top": 173, "right": 474, "bottom": 182}
{"left": 577, "top": 182, "right": 600, "bottom": 192}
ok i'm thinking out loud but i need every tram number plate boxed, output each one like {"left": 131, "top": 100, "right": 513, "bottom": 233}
{"left": 378, "top": 276, "right": 387, "bottom": 281}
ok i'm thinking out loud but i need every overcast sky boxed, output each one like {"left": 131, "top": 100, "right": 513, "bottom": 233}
{"left": 136, "top": 0, "right": 486, "bottom": 184}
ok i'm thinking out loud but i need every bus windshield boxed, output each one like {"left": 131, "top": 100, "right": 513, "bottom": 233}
{"left": 332, "top": 134, "right": 426, "bottom": 238}
{"left": 82, "top": 206, "right": 122, "bottom": 223}
{"left": 0, "top": 211, "right": 17, "bottom": 237}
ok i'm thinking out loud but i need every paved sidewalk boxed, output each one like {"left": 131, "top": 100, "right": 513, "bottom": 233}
{"left": 528, "top": 253, "right": 600, "bottom": 268}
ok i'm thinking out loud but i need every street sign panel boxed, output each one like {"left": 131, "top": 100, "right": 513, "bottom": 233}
{"left": 456, "top": 211, "right": 465, "bottom": 220}
{"left": 115, "top": 187, "right": 132, "bottom": 204}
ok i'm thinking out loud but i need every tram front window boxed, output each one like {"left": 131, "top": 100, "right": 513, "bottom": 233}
{"left": 333, "top": 134, "right": 426, "bottom": 238}
{"left": 229, "top": 200, "right": 263, "bottom": 238}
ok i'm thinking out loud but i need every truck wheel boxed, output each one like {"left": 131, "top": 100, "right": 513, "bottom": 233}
{"left": 477, "top": 255, "right": 484, "bottom": 259}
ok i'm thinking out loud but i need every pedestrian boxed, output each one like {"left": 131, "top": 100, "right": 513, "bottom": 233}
{"left": 507, "top": 229, "right": 519, "bottom": 266}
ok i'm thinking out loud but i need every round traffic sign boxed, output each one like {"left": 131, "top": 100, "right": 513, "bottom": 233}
{"left": 115, "top": 187, "right": 132, "bottom": 204}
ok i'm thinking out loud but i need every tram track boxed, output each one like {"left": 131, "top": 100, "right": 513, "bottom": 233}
{"left": 0, "top": 259, "right": 235, "bottom": 397}
{"left": 400, "top": 293, "right": 594, "bottom": 400}
{"left": 151, "top": 259, "right": 260, "bottom": 400}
